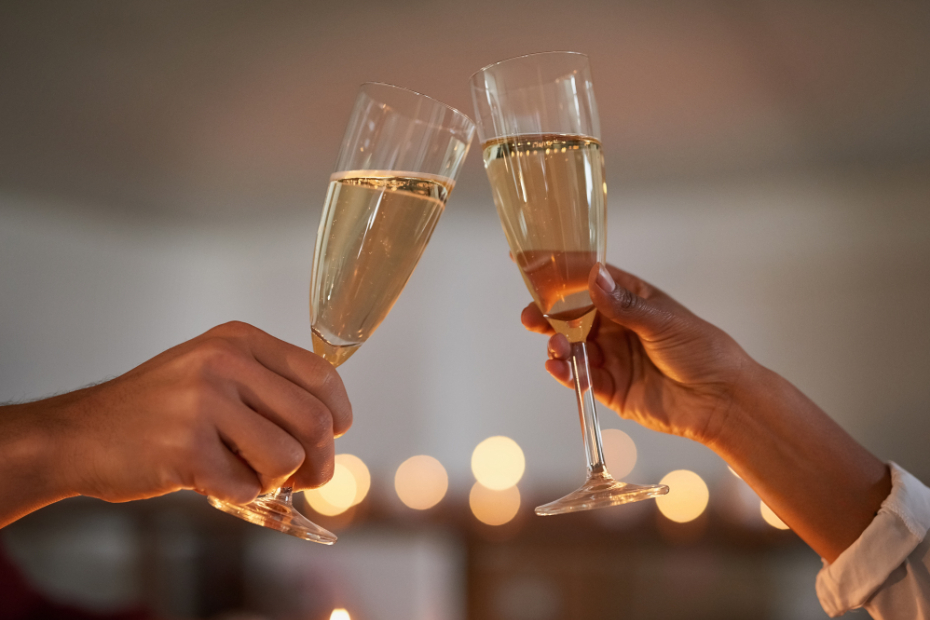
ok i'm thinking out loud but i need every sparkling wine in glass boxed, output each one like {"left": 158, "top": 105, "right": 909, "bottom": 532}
{"left": 209, "top": 83, "right": 475, "bottom": 542}
{"left": 310, "top": 171, "right": 451, "bottom": 366}
{"left": 472, "top": 52, "right": 668, "bottom": 515}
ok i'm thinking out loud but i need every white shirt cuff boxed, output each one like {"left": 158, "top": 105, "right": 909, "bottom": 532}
{"left": 816, "top": 462, "right": 930, "bottom": 617}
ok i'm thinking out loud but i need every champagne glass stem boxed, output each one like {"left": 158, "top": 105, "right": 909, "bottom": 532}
{"left": 535, "top": 338, "right": 667, "bottom": 516}
{"left": 570, "top": 341, "right": 608, "bottom": 477}
{"left": 272, "top": 486, "right": 293, "bottom": 503}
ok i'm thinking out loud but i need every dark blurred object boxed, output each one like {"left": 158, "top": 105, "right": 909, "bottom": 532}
{"left": 0, "top": 541, "right": 150, "bottom": 620}
{"left": 1, "top": 494, "right": 249, "bottom": 620}
{"left": 1, "top": 488, "right": 815, "bottom": 620}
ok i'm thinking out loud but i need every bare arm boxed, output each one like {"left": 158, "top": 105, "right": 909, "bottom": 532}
{"left": 0, "top": 321, "right": 352, "bottom": 528}
{"left": 710, "top": 364, "right": 889, "bottom": 562}
{"left": 523, "top": 263, "right": 890, "bottom": 562}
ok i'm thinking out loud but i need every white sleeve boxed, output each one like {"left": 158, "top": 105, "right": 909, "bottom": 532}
{"left": 816, "top": 462, "right": 930, "bottom": 619}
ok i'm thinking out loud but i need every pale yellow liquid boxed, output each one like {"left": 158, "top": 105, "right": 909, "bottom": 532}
{"left": 483, "top": 135, "right": 606, "bottom": 342}
{"left": 310, "top": 171, "right": 450, "bottom": 366}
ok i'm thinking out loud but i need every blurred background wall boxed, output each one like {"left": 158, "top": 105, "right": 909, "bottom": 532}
{"left": 1, "top": 1, "right": 928, "bottom": 619}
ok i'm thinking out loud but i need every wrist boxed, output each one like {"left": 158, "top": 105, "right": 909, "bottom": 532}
{"left": 698, "top": 359, "right": 892, "bottom": 561}
{"left": 700, "top": 357, "right": 779, "bottom": 455}
{"left": 0, "top": 396, "right": 81, "bottom": 525}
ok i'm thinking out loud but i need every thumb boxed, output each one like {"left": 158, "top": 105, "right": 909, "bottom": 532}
{"left": 588, "top": 263, "right": 676, "bottom": 341}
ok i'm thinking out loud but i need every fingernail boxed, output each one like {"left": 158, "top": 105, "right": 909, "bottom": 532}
{"left": 595, "top": 263, "right": 616, "bottom": 293}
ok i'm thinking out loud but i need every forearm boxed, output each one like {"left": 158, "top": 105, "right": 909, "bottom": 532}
{"left": 708, "top": 362, "right": 891, "bottom": 563}
{"left": 0, "top": 399, "right": 76, "bottom": 527}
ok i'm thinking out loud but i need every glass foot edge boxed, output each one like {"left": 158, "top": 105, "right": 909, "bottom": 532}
{"left": 208, "top": 496, "right": 337, "bottom": 544}
{"left": 535, "top": 479, "right": 669, "bottom": 516}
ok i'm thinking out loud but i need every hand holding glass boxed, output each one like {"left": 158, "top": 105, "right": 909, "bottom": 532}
{"left": 209, "top": 83, "right": 475, "bottom": 542}
{"left": 471, "top": 52, "right": 668, "bottom": 515}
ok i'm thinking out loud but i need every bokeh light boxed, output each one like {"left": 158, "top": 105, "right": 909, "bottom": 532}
{"left": 318, "top": 463, "right": 356, "bottom": 509}
{"left": 600, "top": 429, "right": 637, "bottom": 479}
{"left": 304, "top": 464, "right": 354, "bottom": 517}
{"left": 761, "top": 501, "right": 790, "bottom": 530}
{"left": 471, "top": 436, "right": 525, "bottom": 490}
{"left": 304, "top": 454, "right": 371, "bottom": 517}
{"left": 395, "top": 455, "right": 448, "bottom": 510}
{"left": 304, "top": 487, "right": 347, "bottom": 517}
{"left": 469, "top": 482, "right": 521, "bottom": 526}
{"left": 336, "top": 453, "right": 371, "bottom": 506}
{"left": 330, "top": 609, "right": 350, "bottom": 620}
{"left": 656, "top": 470, "right": 710, "bottom": 523}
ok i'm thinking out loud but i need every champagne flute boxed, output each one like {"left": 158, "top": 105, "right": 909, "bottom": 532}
{"left": 209, "top": 83, "right": 475, "bottom": 542}
{"left": 471, "top": 52, "right": 668, "bottom": 515}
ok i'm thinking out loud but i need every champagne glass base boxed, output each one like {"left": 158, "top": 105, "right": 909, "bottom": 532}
{"left": 535, "top": 471, "right": 669, "bottom": 516}
{"left": 208, "top": 495, "right": 337, "bottom": 545}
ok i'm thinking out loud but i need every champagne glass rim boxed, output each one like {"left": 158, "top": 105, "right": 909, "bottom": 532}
{"left": 470, "top": 51, "right": 590, "bottom": 81}
{"left": 359, "top": 81, "right": 475, "bottom": 129}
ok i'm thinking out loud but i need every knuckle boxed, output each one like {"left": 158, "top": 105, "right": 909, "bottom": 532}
{"left": 646, "top": 310, "right": 679, "bottom": 342}
{"left": 546, "top": 340, "right": 557, "bottom": 358}
{"left": 287, "top": 395, "right": 335, "bottom": 445}
{"left": 160, "top": 463, "right": 191, "bottom": 493}
{"left": 305, "top": 370, "right": 351, "bottom": 430}
{"left": 274, "top": 440, "right": 306, "bottom": 477}
{"left": 183, "top": 379, "right": 217, "bottom": 409}
{"left": 305, "top": 406, "right": 335, "bottom": 442}
{"left": 337, "top": 404, "right": 354, "bottom": 433}
{"left": 178, "top": 426, "right": 213, "bottom": 462}
{"left": 174, "top": 380, "right": 224, "bottom": 430}
{"left": 291, "top": 387, "right": 323, "bottom": 420}
{"left": 314, "top": 363, "right": 344, "bottom": 397}
{"left": 210, "top": 320, "right": 254, "bottom": 340}
{"left": 193, "top": 464, "right": 260, "bottom": 506}
{"left": 615, "top": 287, "right": 638, "bottom": 311}
{"left": 189, "top": 338, "right": 243, "bottom": 377}
{"left": 302, "top": 456, "right": 335, "bottom": 489}
{"left": 227, "top": 481, "right": 261, "bottom": 505}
